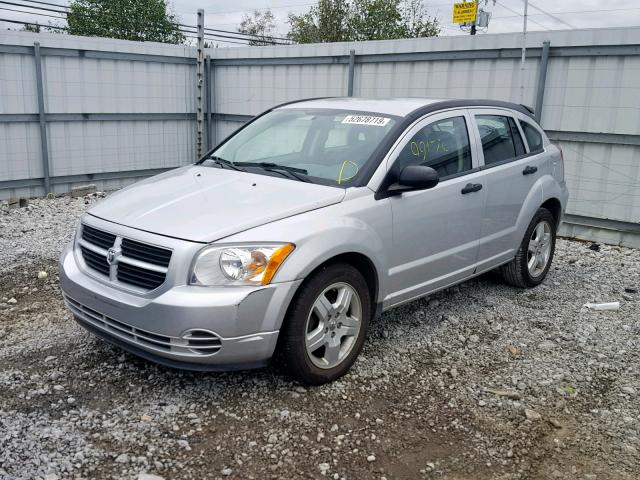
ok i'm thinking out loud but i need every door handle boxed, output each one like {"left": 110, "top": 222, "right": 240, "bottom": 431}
{"left": 523, "top": 165, "right": 538, "bottom": 175}
{"left": 461, "top": 183, "right": 483, "bottom": 194}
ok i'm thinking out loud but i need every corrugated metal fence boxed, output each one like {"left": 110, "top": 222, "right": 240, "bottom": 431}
{"left": 1, "top": 28, "right": 639, "bottom": 246}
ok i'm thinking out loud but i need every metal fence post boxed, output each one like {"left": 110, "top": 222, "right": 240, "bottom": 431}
{"left": 33, "top": 42, "right": 51, "bottom": 195}
{"left": 347, "top": 49, "right": 355, "bottom": 96}
{"left": 195, "top": 9, "right": 205, "bottom": 158}
{"left": 205, "top": 54, "right": 211, "bottom": 150}
{"left": 535, "top": 40, "right": 550, "bottom": 124}
{"left": 209, "top": 59, "right": 216, "bottom": 147}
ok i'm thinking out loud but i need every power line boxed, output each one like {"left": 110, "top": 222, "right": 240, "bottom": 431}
{"left": 494, "top": 1, "right": 550, "bottom": 31}
{"left": 179, "top": 24, "right": 290, "bottom": 44}
{"left": 13, "top": 0, "right": 67, "bottom": 8}
{"left": 0, "top": 17, "right": 248, "bottom": 45}
{"left": 521, "top": 0, "right": 574, "bottom": 29}
{"left": 0, "top": 5, "right": 64, "bottom": 18}
{"left": 182, "top": 34, "right": 251, "bottom": 46}
{"left": 0, "top": 0, "right": 66, "bottom": 14}
{"left": 0, "top": 9, "right": 253, "bottom": 45}
{"left": 203, "top": 26, "right": 290, "bottom": 42}
{"left": 0, "top": 1, "right": 289, "bottom": 44}
{"left": 0, "top": 16, "right": 65, "bottom": 28}
{"left": 179, "top": 2, "right": 316, "bottom": 17}
{"left": 191, "top": 0, "right": 455, "bottom": 17}
{"left": 493, "top": 6, "right": 640, "bottom": 20}
{"left": 180, "top": 27, "right": 287, "bottom": 45}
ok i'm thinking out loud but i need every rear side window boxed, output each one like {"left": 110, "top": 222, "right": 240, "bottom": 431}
{"left": 396, "top": 116, "right": 472, "bottom": 178}
{"left": 520, "top": 121, "right": 544, "bottom": 152}
{"left": 476, "top": 115, "right": 526, "bottom": 165}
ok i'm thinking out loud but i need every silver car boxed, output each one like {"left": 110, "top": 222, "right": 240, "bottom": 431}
{"left": 59, "top": 98, "right": 569, "bottom": 385}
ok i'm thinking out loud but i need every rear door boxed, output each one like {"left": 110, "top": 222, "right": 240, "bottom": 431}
{"left": 385, "top": 109, "right": 487, "bottom": 306}
{"left": 470, "top": 109, "right": 543, "bottom": 272}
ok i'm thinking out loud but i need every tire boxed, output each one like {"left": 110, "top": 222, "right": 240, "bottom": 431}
{"left": 501, "top": 207, "right": 557, "bottom": 288}
{"left": 278, "top": 263, "right": 371, "bottom": 385}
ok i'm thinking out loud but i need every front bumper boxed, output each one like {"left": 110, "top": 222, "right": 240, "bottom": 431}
{"left": 59, "top": 243, "right": 302, "bottom": 370}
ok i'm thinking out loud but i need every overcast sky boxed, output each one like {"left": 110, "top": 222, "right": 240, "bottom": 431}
{"left": 2, "top": 0, "right": 640, "bottom": 45}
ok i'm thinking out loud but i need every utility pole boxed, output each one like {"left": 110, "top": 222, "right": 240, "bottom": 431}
{"left": 520, "top": 0, "right": 529, "bottom": 102}
{"left": 196, "top": 9, "right": 205, "bottom": 159}
{"left": 470, "top": 0, "right": 478, "bottom": 35}
{"left": 521, "top": 0, "right": 528, "bottom": 68}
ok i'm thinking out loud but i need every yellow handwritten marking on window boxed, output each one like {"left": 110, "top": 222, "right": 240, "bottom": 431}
{"left": 410, "top": 139, "right": 448, "bottom": 161}
{"left": 337, "top": 160, "right": 359, "bottom": 184}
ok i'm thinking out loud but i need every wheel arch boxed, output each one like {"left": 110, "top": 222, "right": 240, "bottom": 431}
{"left": 280, "top": 251, "right": 381, "bottom": 328}
{"left": 302, "top": 252, "right": 379, "bottom": 313}
{"left": 540, "top": 197, "right": 562, "bottom": 228}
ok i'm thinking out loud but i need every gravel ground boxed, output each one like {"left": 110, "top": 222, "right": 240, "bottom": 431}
{"left": 1, "top": 195, "right": 639, "bottom": 480}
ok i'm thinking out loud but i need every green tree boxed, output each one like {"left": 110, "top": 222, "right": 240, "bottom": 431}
{"left": 399, "top": 0, "right": 439, "bottom": 37}
{"left": 288, "top": 0, "right": 351, "bottom": 44}
{"left": 288, "top": 0, "right": 439, "bottom": 43}
{"left": 239, "top": 9, "right": 276, "bottom": 46}
{"left": 67, "top": 0, "right": 184, "bottom": 44}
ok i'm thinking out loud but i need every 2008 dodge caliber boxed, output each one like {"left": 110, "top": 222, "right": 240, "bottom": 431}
{"left": 60, "top": 98, "right": 569, "bottom": 385}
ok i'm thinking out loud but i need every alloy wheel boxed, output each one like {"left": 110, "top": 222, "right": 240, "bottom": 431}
{"left": 304, "top": 282, "right": 362, "bottom": 369}
{"left": 527, "top": 220, "right": 552, "bottom": 277}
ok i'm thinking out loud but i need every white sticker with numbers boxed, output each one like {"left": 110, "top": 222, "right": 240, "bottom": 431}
{"left": 341, "top": 115, "right": 391, "bottom": 127}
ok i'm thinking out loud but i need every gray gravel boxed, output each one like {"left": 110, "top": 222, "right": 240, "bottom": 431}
{"left": 1, "top": 195, "right": 639, "bottom": 480}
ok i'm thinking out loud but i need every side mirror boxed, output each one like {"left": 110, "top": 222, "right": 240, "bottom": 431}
{"left": 388, "top": 165, "right": 439, "bottom": 194}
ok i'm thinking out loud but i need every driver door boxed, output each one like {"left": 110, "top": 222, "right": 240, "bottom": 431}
{"left": 385, "top": 110, "right": 487, "bottom": 307}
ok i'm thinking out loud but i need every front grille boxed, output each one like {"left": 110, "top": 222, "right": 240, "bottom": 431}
{"left": 80, "top": 245, "right": 110, "bottom": 276}
{"left": 79, "top": 224, "right": 172, "bottom": 291}
{"left": 65, "top": 296, "right": 222, "bottom": 356}
{"left": 82, "top": 224, "right": 116, "bottom": 250}
{"left": 117, "top": 262, "right": 166, "bottom": 290}
{"left": 121, "top": 238, "right": 171, "bottom": 267}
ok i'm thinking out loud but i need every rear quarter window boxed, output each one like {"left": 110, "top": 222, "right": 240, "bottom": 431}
{"left": 520, "top": 121, "right": 544, "bottom": 152}
{"left": 476, "top": 115, "right": 525, "bottom": 165}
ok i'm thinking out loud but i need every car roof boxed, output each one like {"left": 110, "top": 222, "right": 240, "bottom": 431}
{"left": 277, "top": 97, "right": 444, "bottom": 117}
{"left": 277, "top": 97, "right": 535, "bottom": 119}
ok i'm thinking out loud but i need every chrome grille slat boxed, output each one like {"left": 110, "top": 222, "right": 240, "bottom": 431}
{"left": 121, "top": 238, "right": 171, "bottom": 267}
{"left": 117, "top": 263, "right": 165, "bottom": 290}
{"left": 65, "top": 295, "right": 222, "bottom": 356}
{"left": 81, "top": 225, "right": 116, "bottom": 249}
{"left": 79, "top": 224, "right": 172, "bottom": 291}
{"left": 80, "top": 246, "right": 110, "bottom": 276}
{"left": 116, "top": 256, "right": 168, "bottom": 274}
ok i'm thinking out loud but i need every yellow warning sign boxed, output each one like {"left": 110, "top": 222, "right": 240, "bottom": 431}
{"left": 452, "top": 1, "right": 477, "bottom": 23}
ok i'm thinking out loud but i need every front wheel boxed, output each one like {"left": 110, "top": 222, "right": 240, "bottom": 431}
{"left": 501, "top": 207, "right": 557, "bottom": 288}
{"left": 278, "top": 263, "right": 371, "bottom": 385}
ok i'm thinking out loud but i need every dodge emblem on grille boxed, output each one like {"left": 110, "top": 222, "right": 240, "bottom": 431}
{"left": 106, "top": 247, "right": 119, "bottom": 265}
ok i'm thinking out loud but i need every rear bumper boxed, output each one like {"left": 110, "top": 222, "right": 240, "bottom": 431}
{"left": 59, "top": 243, "right": 302, "bottom": 370}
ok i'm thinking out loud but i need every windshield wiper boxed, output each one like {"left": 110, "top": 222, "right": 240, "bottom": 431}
{"left": 205, "top": 156, "right": 246, "bottom": 171}
{"left": 234, "top": 162, "right": 310, "bottom": 182}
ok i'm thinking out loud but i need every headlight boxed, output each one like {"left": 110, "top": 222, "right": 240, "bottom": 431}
{"left": 190, "top": 243, "right": 295, "bottom": 286}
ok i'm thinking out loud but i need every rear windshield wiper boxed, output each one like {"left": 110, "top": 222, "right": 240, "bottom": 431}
{"left": 234, "top": 162, "right": 310, "bottom": 182}
{"left": 205, "top": 156, "right": 246, "bottom": 171}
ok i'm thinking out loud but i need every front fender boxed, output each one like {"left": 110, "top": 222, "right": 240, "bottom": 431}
{"left": 219, "top": 191, "right": 393, "bottom": 304}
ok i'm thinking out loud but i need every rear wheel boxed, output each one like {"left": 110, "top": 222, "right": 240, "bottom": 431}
{"left": 278, "top": 263, "right": 371, "bottom": 385}
{"left": 501, "top": 208, "right": 556, "bottom": 288}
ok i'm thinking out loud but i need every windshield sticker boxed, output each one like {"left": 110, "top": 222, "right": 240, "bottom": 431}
{"left": 342, "top": 115, "right": 390, "bottom": 127}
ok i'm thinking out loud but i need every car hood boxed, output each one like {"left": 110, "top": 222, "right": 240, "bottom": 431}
{"left": 89, "top": 166, "right": 346, "bottom": 243}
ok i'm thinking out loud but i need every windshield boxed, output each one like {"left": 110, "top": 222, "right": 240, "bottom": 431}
{"left": 208, "top": 109, "right": 398, "bottom": 186}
